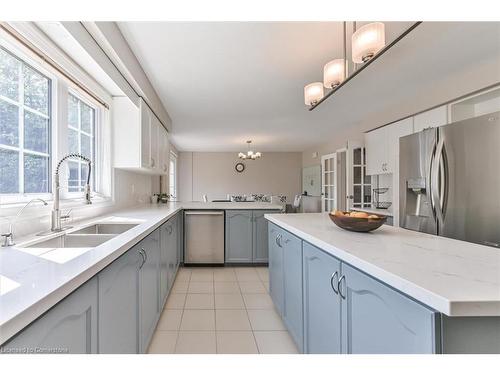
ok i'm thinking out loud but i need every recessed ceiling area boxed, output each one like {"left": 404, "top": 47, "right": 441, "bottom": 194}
{"left": 118, "top": 22, "right": 500, "bottom": 152}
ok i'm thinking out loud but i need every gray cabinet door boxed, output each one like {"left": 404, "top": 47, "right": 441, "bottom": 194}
{"left": 98, "top": 247, "right": 141, "bottom": 353}
{"left": 3, "top": 278, "right": 98, "bottom": 354}
{"left": 159, "top": 221, "right": 170, "bottom": 306}
{"left": 225, "top": 210, "right": 253, "bottom": 263}
{"left": 302, "top": 242, "right": 341, "bottom": 354}
{"left": 268, "top": 223, "right": 284, "bottom": 315}
{"left": 166, "top": 215, "right": 178, "bottom": 291}
{"left": 160, "top": 215, "right": 178, "bottom": 306}
{"left": 282, "top": 230, "right": 303, "bottom": 352}
{"left": 139, "top": 229, "right": 161, "bottom": 353}
{"left": 340, "top": 263, "right": 437, "bottom": 354}
{"left": 253, "top": 210, "right": 278, "bottom": 263}
{"left": 178, "top": 211, "right": 184, "bottom": 265}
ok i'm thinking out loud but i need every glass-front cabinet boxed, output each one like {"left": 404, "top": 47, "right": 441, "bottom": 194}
{"left": 321, "top": 153, "right": 337, "bottom": 212}
{"left": 349, "top": 145, "right": 372, "bottom": 209}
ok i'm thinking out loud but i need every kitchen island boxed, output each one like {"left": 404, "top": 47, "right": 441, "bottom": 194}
{"left": 265, "top": 212, "right": 500, "bottom": 354}
{"left": 0, "top": 201, "right": 281, "bottom": 350}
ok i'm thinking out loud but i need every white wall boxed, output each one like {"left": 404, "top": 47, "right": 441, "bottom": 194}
{"left": 178, "top": 152, "right": 302, "bottom": 203}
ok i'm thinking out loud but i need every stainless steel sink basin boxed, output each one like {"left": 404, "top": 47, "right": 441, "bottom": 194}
{"left": 71, "top": 223, "right": 138, "bottom": 235}
{"left": 26, "top": 234, "right": 116, "bottom": 248}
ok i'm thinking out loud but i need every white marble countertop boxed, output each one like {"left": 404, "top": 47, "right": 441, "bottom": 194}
{"left": 265, "top": 212, "right": 500, "bottom": 317}
{"left": 0, "top": 201, "right": 282, "bottom": 345}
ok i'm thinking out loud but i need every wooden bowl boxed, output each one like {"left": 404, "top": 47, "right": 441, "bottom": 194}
{"left": 328, "top": 212, "right": 387, "bottom": 232}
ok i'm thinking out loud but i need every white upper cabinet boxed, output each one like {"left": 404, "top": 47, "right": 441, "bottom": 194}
{"left": 365, "top": 127, "right": 387, "bottom": 175}
{"left": 386, "top": 118, "right": 414, "bottom": 172}
{"left": 114, "top": 97, "right": 169, "bottom": 175}
{"left": 413, "top": 105, "right": 448, "bottom": 133}
{"left": 140, "top": 100, "right": 152, "bottom": 169}
{"left": 158, "top": 125, "right": 170, "bottom": 175}
{"left": 365, "top": 118, "right": 413, "bottom": 176}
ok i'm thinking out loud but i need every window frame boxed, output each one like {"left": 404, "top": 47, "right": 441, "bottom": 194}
{"left": 0, "top": 35, "right": 110, "bottom": 207}
{"left": 63, "top": 89, "right": 98, "bottom": 198}
{"left": 0, "top": 43, "right": 55, "bottom": 204}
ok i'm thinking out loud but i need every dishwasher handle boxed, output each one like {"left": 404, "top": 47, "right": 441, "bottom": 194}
{"left": 184, "top": 211, "right": 224, "bottom": 215}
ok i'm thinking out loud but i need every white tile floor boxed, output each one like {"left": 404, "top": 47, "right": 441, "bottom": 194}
{"left": 147, "top": 266, "right": 299, "bottom": 354}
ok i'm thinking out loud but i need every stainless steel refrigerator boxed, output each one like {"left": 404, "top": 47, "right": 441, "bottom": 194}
{"left": 399, "top": 111, "right": 500, "bottom": 248}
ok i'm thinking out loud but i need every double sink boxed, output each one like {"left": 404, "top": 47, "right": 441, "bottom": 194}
{"left": 17, "top": 222, "right": 140, "bottom": 264}
{"left": 26, "top": 223, "right": 139, "bottom": 248}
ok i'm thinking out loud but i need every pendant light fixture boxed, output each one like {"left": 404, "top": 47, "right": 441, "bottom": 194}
{"left": 323, "top": 21, "right": 347, "bottom": 89}
{"left": 304, "top": 82, "right": 324, "bottom": 107}
{"left": 238, "top": 140, "right": 262, "bottom": 160}
{"left": 323, "top": 59, "right": 345, "bottom": 89}
{"left": 352, "top": 22, "right": 386, "bottom": 63}
{"left": 305, "top": 22, "right": 421, "bottom": 111}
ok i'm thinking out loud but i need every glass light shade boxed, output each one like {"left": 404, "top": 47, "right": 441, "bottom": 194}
{"left": 247, "top": 150, "right": 254, "bottom": 157}
{"left": 238, "top": 152, "right": 245, "bottom": 158}
{"left": 255, "top": 152, "right": 262, "bottom": 158}
{"left": 352, "top": 22, "right": 385, "bottom": 63}
{"left": 304, "top": 82, "right": 324, "bottom": 106}
{"left": 323, "top": 59, "right": 346, "bottom": 88}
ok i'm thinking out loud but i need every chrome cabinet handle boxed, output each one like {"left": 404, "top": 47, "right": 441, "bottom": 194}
{"left": 151, "top": 157, "right": 155, "bottom": 168}
{"left": 138, "top": 249, "right": 146, "bottom": 269}
{"left": 330, "top": 271, "right": 339, "bottom": 294}
{"left": 143, "top": 248, "right": 148, "bottom": 263}
{"left": 167, "top": 225, "right": 173, "bottom": 235}
{"left": 338, "top": 275, "right": 346, "bottom": 299}
{"left": 276, "top": 234, "right": 282, "bottom": 247}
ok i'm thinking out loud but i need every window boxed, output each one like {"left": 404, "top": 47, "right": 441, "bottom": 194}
{"left": 0, "top": 36, "right": 109, "bottom": 207}
{"left": 169, "top": 152, "right": 177, "bottom": 198}
{"left": 67, "top": 93, "right": 96, "bottom": 192}
{"left": 0, "top": 47, "right": 51, "bottom": 195}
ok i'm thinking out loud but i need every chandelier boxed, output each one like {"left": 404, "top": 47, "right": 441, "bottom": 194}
{"left": 238, "top": 140, "right": 262, "bottom": 160}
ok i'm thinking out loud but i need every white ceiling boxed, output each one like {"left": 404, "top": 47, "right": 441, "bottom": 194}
{"left": 118, "top": 22, "right": 414, "bottom": 152}
{"left": 118, "top": 22, "right": 500, "bottom": 152}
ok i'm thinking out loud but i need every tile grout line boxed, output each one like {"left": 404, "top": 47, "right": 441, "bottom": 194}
{"left": 240, "top": 269, "right": 262, "bottom": 354}
{"left": 213, "top": 270, "right": 218, "bottom": 354}
{"left": 173, "top": 268, "right": 191, "bottom": 353}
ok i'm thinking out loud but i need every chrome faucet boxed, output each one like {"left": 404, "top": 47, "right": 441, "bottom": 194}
{"left": 1, "top": 198, "right": 48, "bottom": 247}
{"left": 51, "top": 153, "right": 92, "bottom": 232}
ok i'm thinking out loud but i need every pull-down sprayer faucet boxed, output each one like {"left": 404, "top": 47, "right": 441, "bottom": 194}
{"left": 51, "top": 153, "right": 92, "bottom": 232}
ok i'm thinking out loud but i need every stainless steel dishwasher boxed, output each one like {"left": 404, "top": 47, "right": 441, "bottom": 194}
{"left": 184, "top": 210, "right": 225, "bottom": 264}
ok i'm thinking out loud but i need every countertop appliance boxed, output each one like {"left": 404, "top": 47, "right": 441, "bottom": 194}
{"left": 184, "top": 210, "right": 225, "bottom": 264}
{"left": 399, "top": 111, "right": 500, "bottom": 248}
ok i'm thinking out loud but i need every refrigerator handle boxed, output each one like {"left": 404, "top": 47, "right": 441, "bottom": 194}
{"left": 438, "top": 143, "right": 448, "bottom": 219}
{"left": 431, "top": 137, "right": 446, "bottom": 223}
{"left": 427, "top": 142, "right": 437, "bottom": 220}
